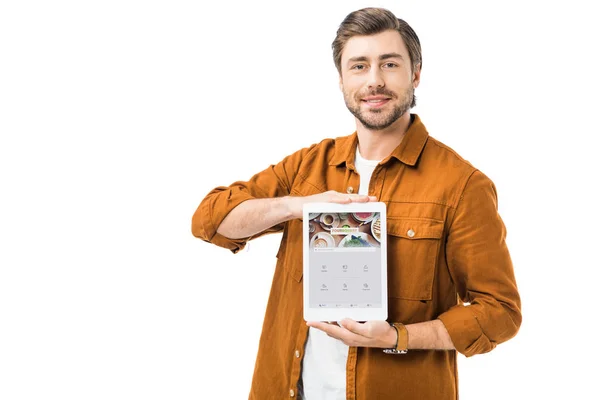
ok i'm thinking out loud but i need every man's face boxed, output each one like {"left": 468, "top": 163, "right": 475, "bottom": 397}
{"left": 339, "top": 30, "right": 420, "bottom": 131}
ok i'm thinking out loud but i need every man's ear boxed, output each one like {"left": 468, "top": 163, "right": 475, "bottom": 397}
{"left": 412, "top": 64, "right": 421, "bottom": 89}
{"left": 339, "top": 74, "right": 344, "bottom": 92}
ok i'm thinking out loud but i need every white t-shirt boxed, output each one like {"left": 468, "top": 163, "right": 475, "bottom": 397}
{"left": 299, "top": 147, "right": 381, "bottom": 400}
{"left": 353, "top": 147, "right": 380, "bottom": 196}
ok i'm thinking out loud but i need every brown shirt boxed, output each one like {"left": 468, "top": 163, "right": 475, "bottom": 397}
{"left": 191, "top": 115, "right": 521, "bottom": 400}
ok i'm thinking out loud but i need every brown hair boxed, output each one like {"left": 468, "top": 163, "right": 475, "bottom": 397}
{"left": 332, "top": 8, "right": 422, "bottom": 76}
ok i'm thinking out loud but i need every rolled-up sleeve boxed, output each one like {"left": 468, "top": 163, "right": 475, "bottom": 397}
{"left": 191, "top": 145, "right": 315, "bottom": 253}
{"left": 438, "top": 170, "right": 522, "bottom": 357}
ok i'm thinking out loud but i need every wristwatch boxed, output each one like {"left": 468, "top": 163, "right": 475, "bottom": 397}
{"left": 383, "top": 322, "right": 408, "bottom": 354}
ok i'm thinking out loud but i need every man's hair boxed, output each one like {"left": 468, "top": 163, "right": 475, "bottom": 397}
{"left": 332, "top": 8, "right": 422, "bottom": 76}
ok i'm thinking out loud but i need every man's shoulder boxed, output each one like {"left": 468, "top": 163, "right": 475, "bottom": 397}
{"left": 290, "top": 133, "right": 353, "bottom": 162}
{"left": 313, "top": 133, "right": 353, "bottom": 149}
{"left": 423, "top": 135, "right": 477, "bottom": 174}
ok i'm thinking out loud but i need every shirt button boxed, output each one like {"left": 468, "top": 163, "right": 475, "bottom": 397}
{"left": 346, "top": 186, "right": 354, "bottom": 194}
{"left": 407, "top": 229, "right": 415, "bottom": 238}
{"left": 295, "top": 350, "right": 300, "bottom": 358}
{"left": 290, "top": 389, "right": 295, "bottom": 397}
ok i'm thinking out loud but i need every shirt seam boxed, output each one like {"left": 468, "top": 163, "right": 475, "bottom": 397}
{"left": 385, "top": 199, "right": 457, "bottom": 208}
{"left": 428, "top": 137, "right": 477, "bottom": 170}
{"left": 446, "top": 169, "right": 479, "bottom": 233}
{"left": 293, "top": 143, "right": 330, "bottom": 191}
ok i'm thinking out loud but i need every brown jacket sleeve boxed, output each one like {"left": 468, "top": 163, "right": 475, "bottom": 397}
{"left": 438, "top": 170, "right": 522, "bottom": 357}
{"left": 191, "top": 145, "right": 316, "bottom": 253}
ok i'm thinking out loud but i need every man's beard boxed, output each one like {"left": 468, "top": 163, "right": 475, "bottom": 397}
{"left": 343, "top": 87, "right": 414, "bottom": 131}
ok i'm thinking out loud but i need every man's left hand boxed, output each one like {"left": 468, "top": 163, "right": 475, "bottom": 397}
{"left": 306, "top": 319, "right": 396, "bottom": 348}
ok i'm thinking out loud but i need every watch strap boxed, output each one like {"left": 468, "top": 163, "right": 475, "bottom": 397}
{"left": 383, "top": 322, "right": 408, "bottom": 354}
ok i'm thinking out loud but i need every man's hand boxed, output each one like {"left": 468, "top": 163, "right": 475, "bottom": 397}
{"left": 306, "top": 319, "right": 396, "bottom": 348}
{"left": 286, "top": 191, "right": 378, "bottom": 219}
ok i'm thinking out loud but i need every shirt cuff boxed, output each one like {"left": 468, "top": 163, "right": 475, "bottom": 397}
{"left": 198, "top": 191, "right": 255, "bottom": 253}
{"left": 437, "top": 305, "right": 496, "bottom": 357}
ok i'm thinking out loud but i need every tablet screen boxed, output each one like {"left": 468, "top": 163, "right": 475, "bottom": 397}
{"left": 306, "top": 211, "right": 383, "bottom": 309}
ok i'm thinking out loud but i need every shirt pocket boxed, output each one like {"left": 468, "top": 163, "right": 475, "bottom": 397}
{"left": 386, "top": 217, "right": 444, "bottom": 300}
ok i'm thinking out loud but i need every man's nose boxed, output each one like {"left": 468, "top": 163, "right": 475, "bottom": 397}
{"left": 367, "top": 68, "right": 384, "bottom": 89}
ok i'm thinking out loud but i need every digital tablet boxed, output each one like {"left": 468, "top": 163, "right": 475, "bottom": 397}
{"left": 302, "top": 202, "right": 387, "bottom": 322}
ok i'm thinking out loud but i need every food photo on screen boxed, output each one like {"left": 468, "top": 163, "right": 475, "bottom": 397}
{"left": 308, "top": 212, "right": 380, "bottom": 249}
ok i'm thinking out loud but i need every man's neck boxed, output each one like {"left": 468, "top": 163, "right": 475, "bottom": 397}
{"left": 356, "top": 112, "right": 413, "bottom": 161}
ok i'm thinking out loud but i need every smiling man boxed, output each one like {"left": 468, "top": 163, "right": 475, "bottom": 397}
{"left": 192, "top": 7, "right": 521, "bottom": 400}
{"left": 340, "top": 31, "right": 416, "bottom": 132}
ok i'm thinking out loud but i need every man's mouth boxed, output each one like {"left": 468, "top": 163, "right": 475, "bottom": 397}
{"left": 361, "top": 96, "right": 391, "bottom": 108}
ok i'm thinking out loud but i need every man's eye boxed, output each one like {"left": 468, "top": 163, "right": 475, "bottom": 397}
{"left": 383, "top": 63, "right": 397, "bottom": 68}
{"left": 352, "top": 65, "right": 365, "bottom": 70}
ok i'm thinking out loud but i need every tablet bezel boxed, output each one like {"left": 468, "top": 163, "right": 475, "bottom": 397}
{"left": 302, "top": 202, "right": 388, "bottom": 322}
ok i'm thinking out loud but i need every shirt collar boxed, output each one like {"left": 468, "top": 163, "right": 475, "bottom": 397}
{"left": 328, "top": 114, "right": 429, "bottom": 168}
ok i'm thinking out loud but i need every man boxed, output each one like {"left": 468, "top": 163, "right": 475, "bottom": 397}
{"left": 192, "top": 7, "right": 521, "bottom": 400}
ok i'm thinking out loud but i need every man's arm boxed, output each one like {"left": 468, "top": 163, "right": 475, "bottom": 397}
{"left": 308, "top": 171, "right": 521, "bottom": 354}
{"left": 215, "top": 197, "right": 294, "bottom": 239}
{"left": 191, "top": 143, "right": 377, "bottom": 252}
{"left": 306, "top": 319, "right": 454, "bottom": 350}
{"left": 191, "top": 146, "right": 313, "bottom": 253}
{"left": 217, "top": 192, "right": 377, "bottom": 239}
{"left": 437, "top": 170, "right": 522, "bottom": 357}
{"left": 405, "top": 320, "right": 455, "bottom": 350}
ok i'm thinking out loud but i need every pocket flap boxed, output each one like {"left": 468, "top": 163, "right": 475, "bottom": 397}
{"left": 291, "top": 176, "right": 324, "bottom": 197}
{"left": 387, "top": 218, "right": 444, "bottom": 239}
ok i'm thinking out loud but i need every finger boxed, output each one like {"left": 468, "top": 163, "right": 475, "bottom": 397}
{"left": 328, "top": 193, "right": 377, "bottom": 204}
{"left": 329, "top": 194, "right": 353, "bottom": 204}
{"left": 354, "top": 195, "right": 371, "bottom": 203}
{"left": 307, "top": 321, "right": 340, "bottom": 330}
{"left": 307, "top": 321, "right": 345, "bottom": 339}
{"left": 308, "top": 321, "right": 361, "bottom": 344}
{"left": 339, "top": 319, "right": 370, "bottom": 337}
{"left": 360, "top": 194, "right": 379, "bottom": 202}
{"left": 346, "top": 194, "right": 372, "bottom": 203}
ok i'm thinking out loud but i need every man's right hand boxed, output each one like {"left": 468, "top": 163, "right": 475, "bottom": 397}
{"left": 285, "top": 190, "right": 378, "bottom": 219}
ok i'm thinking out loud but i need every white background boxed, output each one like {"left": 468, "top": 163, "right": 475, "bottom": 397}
{"left": 1, "top": 0, "right": 599, "bottom": 399}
